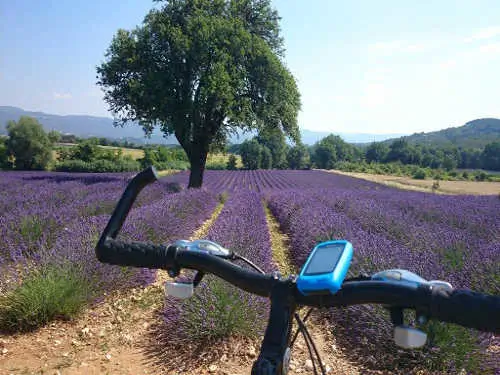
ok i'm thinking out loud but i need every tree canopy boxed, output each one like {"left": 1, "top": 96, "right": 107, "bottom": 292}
{"left": 6, "top": 116, "right": 53, "bottom": 170}
{"left": 312, "top": 134, "right": 356, "bottom": 169}
{"left": 97, "top": 0, "right": 301, "bottom": 187}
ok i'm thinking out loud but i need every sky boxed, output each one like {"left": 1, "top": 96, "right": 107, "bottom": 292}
{"left": 1, "top": 0, "right": 500, "bottom": 135}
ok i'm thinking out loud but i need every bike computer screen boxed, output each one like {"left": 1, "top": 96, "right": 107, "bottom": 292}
{"left": 303, "top": 243, "right": 345, "bottom": 275}
{"left": 297, "top": 240, "right": 353, "bottom": 296}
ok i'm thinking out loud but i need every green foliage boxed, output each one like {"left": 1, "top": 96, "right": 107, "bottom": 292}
{"left": 6, "top": 116, "right": 53, "bottom": 170}
{"left": 474, "top": 171, "right": 488, "bottom": 181}
{"left": 423, "top": 322, "right": 483, "bottom": 373}
{"left": 260, "top": 146, "right": 273, "bottom": 169}
{"left": 0, "top": 265, "right": 91, "bottom": 332}
{"left": 365, "top": 142, "right": 389, "bottom": 163}
{"left": 0, "top": 138, "right": 9, "bottom": 169}
{"left": 386, "top": 138, "right": 416, "bottom": 164}
{"left": 177, "top": 277, "right": 266, "bottom": 341}
{"left": 139, "top": 146, "right": 189, "bottom": 170}
{"left": 71, "top": 140, "right": 99, "bottom": 162}
{"left": 386, "top": 118, "right": 500, "bottom": 149}
{"left": 47, "top": 130, "right": 62, "bottom": 144}
{"left": 413, "top": 168, "right": 427, "bottom": 179}
{"left": 287, "top": 143, "right": 310, "bottom": 169}
{"left": 481, "top": 141, "right": 500, "bottom": 171}
{"left": 205, "top": 160, "right": 228, "bottom": 170}
{"left": 227, "top": 154, "right": 238, "bottom": 170}
{"left": 312, "top": 134, "right": 356, "bottom": 169}
{"left": 55, "top": 159, "right": 141, "bottom": 173}
{"left": 96, "top": 0, "right": 300, "bottom": 187}
{"left": 256, "top": 128, "right": 287, "bottom": 168}
{"left": 240, "top": 139, "right": 263, "bottom": 169}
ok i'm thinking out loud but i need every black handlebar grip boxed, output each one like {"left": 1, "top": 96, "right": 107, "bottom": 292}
{"left": 99, "top": 167, "right": 159, "bottom": 242}
{"left": 430, "top": 288, "right": 500, "bottom": 333}
{"left": 96, "top": 238, "right": 171, "bottom": 269}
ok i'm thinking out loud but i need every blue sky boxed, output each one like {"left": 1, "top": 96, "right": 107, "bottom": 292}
{"left": 1, "top": 1, "right": 500, "bottom": 134}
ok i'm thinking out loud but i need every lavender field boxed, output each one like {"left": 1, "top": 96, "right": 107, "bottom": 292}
{"left": 0, "top": 170, "right": 498, "bottom": 373}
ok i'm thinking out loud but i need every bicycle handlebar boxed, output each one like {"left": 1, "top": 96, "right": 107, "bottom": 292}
{"left": 96, "top": 238, "right": 500, "bottom": 334}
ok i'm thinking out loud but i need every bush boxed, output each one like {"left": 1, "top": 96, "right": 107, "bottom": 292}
{"left": 226, "top": 154, "right": 237, "bottom": 170}
{"left": 422, "top": 321, "right": 483, "bottom": 373}
{"left": 153, "top": 160, "right": 190, "bottom": 170}
{"left": 55, "top": 159, "right": 141, "bottom": 172}
{"left": 474, "top": 171, "right": 488, "bottom": 181}
{"left": 413, "top": 169, "right": 427, "bottom": 179}
{"left": 0, "top": 265, "right": 91, "bottom": 332}
{"left": 170, "top": 277, "right": 266, "bottom": 342}
{"left": 205, "top": 161, "right": 227, "bottom": 170}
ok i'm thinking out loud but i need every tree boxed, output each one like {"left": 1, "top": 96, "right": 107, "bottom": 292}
{"left": 256, "top": 127, "right": 287, "bottom": 168}
{"left": 97, "top": 0, "right": 301, "bottom": 187}
{"left": 386, "top": 138, "right": 413, "bottom": 164}
{"left": 287, "top": 143, "right": 310, "bottom": 169}
{"left": 226, "top": 154, "right": 238, "bottom": 170}
{"left": 48, "top": 130, "right": 62, "bottom": 144}
{"left": 365, "top": 142, "right": 389, "bottom": 163}
{"left": 312, "top": 134, "right": 354, "bottom": 169}
{"left": 72, "top": 140, "right": 99, "bottom": 162}
{"left": 481, "top": 141, "right": 500, "bottom": 171}
{"left": 240, "top": 139, "right": 262, "bottom": 169}
{"left": 6, "top": 116, "right": 53, "bottom": 170}
{"left": 0, "top": 138, "right": 9, "bottom": 169}
{"left": 260, "top": 145, "right": 273, "bottom": 169}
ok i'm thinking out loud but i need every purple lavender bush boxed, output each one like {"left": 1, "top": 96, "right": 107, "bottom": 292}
{"left": 0, "top": 171, "right": 218, "bottom": 332}
{"left": 266, "top": 172, "right": 499, "bottom": 374}
{"left": 162, "top": 191, "right": 275, "bottom": 344}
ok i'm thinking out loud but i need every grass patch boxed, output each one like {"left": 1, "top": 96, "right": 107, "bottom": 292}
{"left": 423, "top": 321, "right": 483, "bottom": 373}
{"left": 264, "top": 203, "right": 296, "bottom": 276}
{"left": 440, "top": 243, "right": 466, "bottom": 272}
{"left": 19, "top": 215, "right": 45, "bottom": 244}
{"left": 0, "top": 264, "right": 91, "bottom": 333}
{"left": 176, "top": 277, "right": 266, "bottom": 341}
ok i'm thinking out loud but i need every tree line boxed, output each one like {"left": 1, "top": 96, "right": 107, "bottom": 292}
{"left": 2, "top": 117, "right": 498, "bottom": 180}
{"left": 0, "top": 116, "right": 141, "bottom": 172}
{"left": 234, "top": 132, "right": 500, "bottom": 175}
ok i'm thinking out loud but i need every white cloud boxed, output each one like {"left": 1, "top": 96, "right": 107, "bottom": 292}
{"left": 53, "top": 92, "right": 72, "bottom": 100}
{"left": 464, "top": 26, "right": 500, "bottom": 43}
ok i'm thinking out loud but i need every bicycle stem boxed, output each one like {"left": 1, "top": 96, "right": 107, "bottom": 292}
{"left": 252, "top": 278, "right": 297, "bottom": 375}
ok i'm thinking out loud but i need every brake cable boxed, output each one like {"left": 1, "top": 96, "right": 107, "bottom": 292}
{"left": 231, "top": 253, "right": 266, "bottom": 274}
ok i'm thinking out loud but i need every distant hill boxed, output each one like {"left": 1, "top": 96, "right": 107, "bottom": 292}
{"left": 0, "top": 106, "right": 174, "bottom": 144}
{"left": 0, "top": 106, "right": 403, "bottom": 145}
{"left": 383, "top": 118, "right": 500, "bottom": 149}
{"left": 300, "top": 129, "right": 406, "bottom": 145}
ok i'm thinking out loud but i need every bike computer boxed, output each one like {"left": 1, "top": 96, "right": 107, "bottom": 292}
{"left": 296, "top": 240, "right": 353, "bottom": 296}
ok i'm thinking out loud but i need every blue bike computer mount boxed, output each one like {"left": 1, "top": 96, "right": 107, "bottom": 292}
{"left": 296, "top": 240, "right": 353, "bottom": 296}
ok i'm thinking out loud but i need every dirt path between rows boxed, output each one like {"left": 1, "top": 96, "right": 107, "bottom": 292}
{"left": 1, "top": 201, "right": 363, "bottom": 375}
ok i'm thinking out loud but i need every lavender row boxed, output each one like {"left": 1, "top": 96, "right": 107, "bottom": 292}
{"left": 267, "top": 189, "right": 498, "bottom": 373}
{"left": 304, "top": 188, "right": 499, "bottom": 292}
{"left": 162, "top": 191, "right": 276, "bottom": 343}
{"left": 159, "top": 169, "right": 385, "bottom": 192}
{"left": 1, "top": 188, "right": 219, "bottom": 298}
{"left": 0, "top": 172, "right": 182, "bottom": 262}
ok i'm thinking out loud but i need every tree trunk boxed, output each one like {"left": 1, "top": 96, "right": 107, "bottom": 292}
{"left": 188, "top": 146, "right": 208, "bottom": 188}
